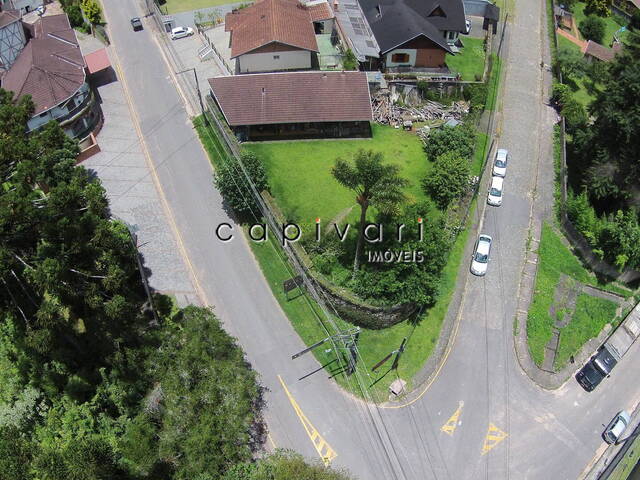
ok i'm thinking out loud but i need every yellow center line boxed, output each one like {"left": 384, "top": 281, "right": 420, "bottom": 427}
{"left": 278, "top": 375, "right": 337, "bottom": 466}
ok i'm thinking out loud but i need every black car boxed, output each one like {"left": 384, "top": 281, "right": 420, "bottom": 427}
{"left": 592, "top": 347, "right": 618, "bottom": 375}
{"left": 131, "top": 17, "right": 143, "bottom": 31}
{"left": 576, "top": 361, "right": 606, "bottom": 392}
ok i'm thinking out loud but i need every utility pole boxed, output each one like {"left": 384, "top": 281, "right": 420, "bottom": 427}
{"left": 371, "top": 338, "right": 407, "bottom": 372}
{"left": 291, "top": 327, "right": 361, "bottom": 376}
{"left": 176, "top": 68, "right": 205, "bottom": 116}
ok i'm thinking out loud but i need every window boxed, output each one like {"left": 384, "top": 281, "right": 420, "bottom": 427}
{"left": 273, "top": 55, "right": 280, "bottom": 59}
{"left": 391, "top": 53, "right": 410, "bottom": 63}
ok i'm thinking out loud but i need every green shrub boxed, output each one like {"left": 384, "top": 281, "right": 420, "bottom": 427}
{"left": 213, "top": 151, "right": 269, "bottom": 220}
{"left": 342, "top": 49, "right": 358, "bottom": 70}
{"left": 579, "top": 15, "right": 606, "bottom": 44}
{"left": 423, "top": 122, "right": 476, "bottom": 160}
{"left": 463, "top": 83, "right": 488, "bottom": 112}
{"left": 422, "top": 151, "right": 470, "bottom": 210}
{"left": 66, "top": 4, "right": 85, "bottom": 28}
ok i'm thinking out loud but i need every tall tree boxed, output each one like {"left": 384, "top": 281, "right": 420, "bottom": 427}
{"left": 0, "top": 89, "right": 148, "bottom": 396}
{"left": 332, "top": 150, "right": 408, "bottom": 273}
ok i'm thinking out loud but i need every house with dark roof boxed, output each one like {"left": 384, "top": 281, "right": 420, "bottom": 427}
{"left": 358, "top": 0, "right": 467, "bottom": 70}
{"left": 226, "top": 0, "right": 335, "bottom": 74}
{"left": 611, "top": 0, "right": 639, "bottom": 20}
{"left": 208, "top": 71, "right": 372, "bottom": 140}
{"left": 1, "top": 13, "right": 101, "bottom": 139}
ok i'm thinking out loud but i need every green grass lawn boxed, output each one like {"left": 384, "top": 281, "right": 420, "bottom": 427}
{"left": 159, "top": 0, "right": 242, "bottom": 14}
{"left": 485, "top": 54, "right": 502, "bottom": 112}
{"left": 607, "top": 433, "right": 640, "bottom": 480}
{"left": 446, "top": 37, "right": 486, "bottom": 81}
{"left": 554, "top": 293, "right": 618, "bottom": 369}
{"left": 527, "top": 223, "right": 630, "bottom": 367}
{"left": 572, "top": 2, "right": 628, "bottom": 47}
{"left": 246, "top": 124, "right": 430, "bottom": 232}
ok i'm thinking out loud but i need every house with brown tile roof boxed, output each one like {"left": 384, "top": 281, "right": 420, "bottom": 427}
{"left": 582, "top": 40, "right": 622, "bottom": 63}
{"left": 1, "top": 14, "right": 101, "bottom": 139}
{"left": 225, "top": 0, "right": 334, "bottom": 74}
{"left": 208, "top": 71, "right": 372, "bottom": 140}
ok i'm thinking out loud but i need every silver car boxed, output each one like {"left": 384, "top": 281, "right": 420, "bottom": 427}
{"left": 603, "top": 411, "right": 631, "bottom": 444}
{"left": 493, "top": 148, "right": 509, "bottom": 177}
{"left": 470, "top": 234, "right": 492, "bottom": 276}
{"left": 487, "top": 176, "right": 504, "bottom": 207}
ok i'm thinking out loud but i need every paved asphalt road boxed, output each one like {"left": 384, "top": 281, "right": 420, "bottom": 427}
{"left": 101, "top": 0, "right": 640, "bottom": 478}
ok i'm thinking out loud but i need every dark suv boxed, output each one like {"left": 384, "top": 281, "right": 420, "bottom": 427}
{"left": 131, "top": 17, "right": 143, "bottom": 31}
{"left": 576, "top": 347, "right": 618, "bottom": 392}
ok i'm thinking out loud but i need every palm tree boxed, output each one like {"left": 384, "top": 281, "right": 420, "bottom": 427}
{"left": 332, "top": 149, "right": 409, "bottom": 273}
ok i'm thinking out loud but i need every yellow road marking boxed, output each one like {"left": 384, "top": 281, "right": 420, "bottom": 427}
{"left": 481, "top": 423, "right": 508, "bottom": 455}
{"left": 278, "top": 375, "right": 337, "bottom": 466}
{"left": 267, "top": 432, "right": 277, "bottom": 450}
{"left": 440, "top": 401, "right": 464, "bottom": 436}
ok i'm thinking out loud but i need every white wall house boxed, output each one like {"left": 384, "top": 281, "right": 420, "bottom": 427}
{"left": 237, "top": 48, "right": 312, "bottom": 74}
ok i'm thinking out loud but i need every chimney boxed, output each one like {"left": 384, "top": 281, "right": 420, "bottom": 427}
{"left": 333, "top": 0, "right": 339, "bottom": 11}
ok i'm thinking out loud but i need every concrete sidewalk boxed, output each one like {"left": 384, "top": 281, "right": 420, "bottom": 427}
{"left": 77, "top": 35, "right": 199, "bottom": 307}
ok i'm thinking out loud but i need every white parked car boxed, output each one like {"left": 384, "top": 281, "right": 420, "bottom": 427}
{"left": 35, "top": 5, "right": 45, "bottom": 15}
{"left": 464, "top": 19, "right": 471, "bottom": 34}
{"left": 470, "top": 234, "right": 492, "bottom": 276}
{"left": 170, "top": 26, "right": 194, "bottom": 40}
{"left": 487, "top": 176, "right": 504, "bottom": 206}
{"left": 603, "top": 411, "right": 630, "bottom": 445}
{"left": 493, "top": 148, "right": 509, "bottom": 177}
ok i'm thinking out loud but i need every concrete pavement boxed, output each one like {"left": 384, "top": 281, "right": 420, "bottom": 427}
{"left": 98, "top": 0, "right": 640, "bottom": 478}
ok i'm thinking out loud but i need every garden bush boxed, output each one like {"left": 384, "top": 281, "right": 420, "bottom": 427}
{"left": 579, "top": 15, "right": 606, "bottom": 44}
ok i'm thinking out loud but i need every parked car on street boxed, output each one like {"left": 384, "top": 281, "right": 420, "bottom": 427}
{"left": 603, "top": 411, "right": 630, "bottom": 444}
{"left": 576, "top": 360, "right": 606, "bottom": 392}
{"left": 170, "top": 26, "right": 194, "bottom": 40}
{"left": 470, "top": 234, "right": 492, "bottom": 276}
{"left": 131, "top": 17, "right": 143, "bottom": 31}
{"left": 487, "top": 176, "right": 504, "bottom": 206}
{"left": 36, "top": 5, "right": 45, "bottom": 15}
{"left": 493, "top": 148, "right": 509, "bottom": 177}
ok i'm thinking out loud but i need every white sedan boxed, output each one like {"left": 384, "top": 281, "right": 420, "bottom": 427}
{"left": 492, "top": 148, "right": 510, "bottom": 177}
{"left": 470, "top": 234, "right": 492, "bottom": 276}
{"left": 487, "top": 176, "right": 504, "bottom": 206}
{"left": 170, "top": 26, "right": 194, "bottom": 40}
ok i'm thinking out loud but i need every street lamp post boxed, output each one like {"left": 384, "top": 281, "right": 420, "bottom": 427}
{"left": 176, "top": 68, "right": 205, "bottom": 116}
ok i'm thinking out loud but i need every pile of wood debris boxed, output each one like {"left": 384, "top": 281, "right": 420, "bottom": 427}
{"left": 372, "top": 93, "right": 469, "bottom": 126}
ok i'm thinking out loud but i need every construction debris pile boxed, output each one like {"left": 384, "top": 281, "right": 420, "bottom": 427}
{"left": 372, "top": 93, "right": 470, "bottom": 126}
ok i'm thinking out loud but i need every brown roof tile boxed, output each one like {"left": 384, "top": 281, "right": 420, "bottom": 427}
{"left": 1, "top": 14, "right": 85, "bottom": 114}
{"left": 226, "top": 0, "right": 318, "bottom": 58}
{"left": 583, "top": 40, "right": 616, "bottom": 62}
{"left": 308, "top": 2, "right": 334, "bottom": 21}
{"left": 208, "top": 71, "right": 372, "bottom": 126}
{"left": 0, "top": 9, "right": 20, "bottom": 28}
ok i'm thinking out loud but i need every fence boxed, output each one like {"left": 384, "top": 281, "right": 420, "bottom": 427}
{"left": 196, "top": 26, "right": 233, "bottom": 75}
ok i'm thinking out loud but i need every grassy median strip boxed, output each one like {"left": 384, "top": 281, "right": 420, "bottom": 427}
{"left": 527, "top": 223, "right": 630, "bottom": 367}
{"left": 554, "top": 293, "right": 618, "bottom": 369}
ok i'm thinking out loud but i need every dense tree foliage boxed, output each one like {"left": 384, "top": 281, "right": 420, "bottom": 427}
{"left": 579, "top": 15, "right": 606, "bottom": 44}
{"left": 213, "top": 151, "right": 269, "bottom": 220}
{"left": 121, "top": 306, "right": 264, "bottom": 480}
{"left": 422, "top": 152, "right": 471, "bottom": 210}
{"left": 223, "top": 450, "right": 356, "bottom": 480}
{"left": 584, "top": 0, "right": 610, "bottom": 17}
{"left": 422, "top": 123, "right": 476, "bottom": 161}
